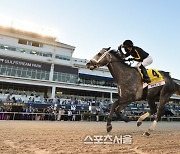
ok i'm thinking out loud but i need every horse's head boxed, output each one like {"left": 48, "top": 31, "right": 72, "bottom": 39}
{"left": 86, "top": 47, "right": 112, "bottom": 70}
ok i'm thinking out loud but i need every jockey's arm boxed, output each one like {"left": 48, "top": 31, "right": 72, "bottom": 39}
{"left": 118, "top": 45, "right": 126, "bottom": 59}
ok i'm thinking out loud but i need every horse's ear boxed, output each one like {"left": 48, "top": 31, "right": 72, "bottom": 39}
{"left": 104, "top": 47, "right": 111, "bottom": 51}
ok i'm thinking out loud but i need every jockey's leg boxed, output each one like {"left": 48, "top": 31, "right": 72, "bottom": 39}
{"left": 139, "top": 65, "right": 151, "bottom": 83}
{"left": 142, "top": 56, "right": 153, "bottom": 67}
{"left": 137, "top": 56, "right": 153, "bottom": 83}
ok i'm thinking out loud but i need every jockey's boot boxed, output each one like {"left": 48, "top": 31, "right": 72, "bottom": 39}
{"left": 140, "top": 65, "right": 151, "bottom": 83}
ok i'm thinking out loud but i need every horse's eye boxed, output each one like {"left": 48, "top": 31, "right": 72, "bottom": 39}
{"left": 98, "top": 53, "right": 102, "bottom": 56}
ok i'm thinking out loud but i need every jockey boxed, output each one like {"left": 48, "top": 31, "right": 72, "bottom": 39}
{"left": 118, "top": 40, "right": 153, "bottom": 83}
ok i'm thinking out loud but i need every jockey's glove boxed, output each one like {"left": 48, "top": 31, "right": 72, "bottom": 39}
{"left": 127, "top": 58, "right": 135, "bottom": 61}
{"left": 118, "top": 44, "right": 123, "bottom": 50}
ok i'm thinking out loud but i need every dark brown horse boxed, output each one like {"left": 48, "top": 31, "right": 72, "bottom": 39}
{"left": 86, "top": 47, "right": 180, "bottom": 136}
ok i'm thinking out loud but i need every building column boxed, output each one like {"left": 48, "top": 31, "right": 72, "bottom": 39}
{"left": 51, "top": 85, "right": 56, "bottom": 99}
{"left": 110, "top": 92, "right": 113, "bottom": 103}
{"left": 102, "top": 93, "right": 104, "bottom": 100}
{"left": 49, "top": 63, "right": 54, "bottom": 81}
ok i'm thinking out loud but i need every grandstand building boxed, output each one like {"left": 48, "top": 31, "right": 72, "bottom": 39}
{"left": 0, "top": 21, "right": 118, "bottom": 103}
{"left": 0, "top": 21, "right": 179, "bottom": 104}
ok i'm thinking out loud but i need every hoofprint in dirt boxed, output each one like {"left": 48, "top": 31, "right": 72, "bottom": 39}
{"left": 0, "top": 121, "right": 179, "bottom": 154}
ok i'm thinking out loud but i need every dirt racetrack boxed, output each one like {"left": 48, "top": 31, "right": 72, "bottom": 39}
{"left": 0, "top": 121, "right": 180, "bottom": 154}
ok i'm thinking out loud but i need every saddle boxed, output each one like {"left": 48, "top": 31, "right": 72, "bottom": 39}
{"left": 138, "top": 68, "right": 165, "bottom": 89}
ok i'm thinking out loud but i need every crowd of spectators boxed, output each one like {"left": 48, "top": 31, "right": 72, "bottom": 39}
{"left": 0, "top": 98, "right": 180, "bottom": 121}
{"left": 0, "top": 92, "right": 180, "bottom": 121}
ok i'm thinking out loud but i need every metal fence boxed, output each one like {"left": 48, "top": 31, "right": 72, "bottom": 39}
{"left": 0, "top": 112, "right": 180, "bottom": 121}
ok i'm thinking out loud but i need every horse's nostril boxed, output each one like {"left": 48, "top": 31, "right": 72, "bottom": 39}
{"left": 86, "top": 62, "right": 90, "bottom": 66}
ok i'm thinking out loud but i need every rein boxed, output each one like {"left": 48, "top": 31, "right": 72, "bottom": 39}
{"left": 91, "top": 50, "right": 112, "bottom": 66}
{"left": 92, "top": 50, "right": 131, "bottom": 68}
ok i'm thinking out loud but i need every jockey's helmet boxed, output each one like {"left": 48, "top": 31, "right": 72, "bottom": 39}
{"left": 123, "top": 40, "right": 133, "bottom": 48}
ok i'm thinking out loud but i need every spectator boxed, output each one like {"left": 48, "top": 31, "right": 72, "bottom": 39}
{"left": 6, "top": 94, "right": 11, "bottom": 101}
{"left": 12, "top": 97, "right": 16, "bottom": 103}
{"left": 72, "top": 111, "right": 76, "bottom": 121}
{"left": 57, "top": 108, "right": 64, "bottom": 121}
{"left": 96, "top": 111, "right": 99, "bottom": 122}
{"left": 68, "top": 110, "right": 72, "bottom": 121}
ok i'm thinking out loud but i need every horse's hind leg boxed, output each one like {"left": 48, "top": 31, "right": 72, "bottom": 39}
{"left": 107, "top": 100, "right": 119, "bottom": 133}
{"left": 143, "top": 93, "right": 172, "bottom": 136}
{"left": 137, "top": 100, "right": 157, "bottom": 127}
{"left": 137, "top": 112, "right": 150, "bottom": 127}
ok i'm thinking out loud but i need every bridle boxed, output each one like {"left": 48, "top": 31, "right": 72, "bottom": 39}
{"left": 91, "top": 50, "right": 112, "bottom": 68}
{"left": 90, "top": 49, "right": 132, "bottom": 69}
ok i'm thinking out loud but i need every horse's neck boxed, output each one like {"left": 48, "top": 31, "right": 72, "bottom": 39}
{"left": 107, "top": 59, "right": 135, "bottom": 84}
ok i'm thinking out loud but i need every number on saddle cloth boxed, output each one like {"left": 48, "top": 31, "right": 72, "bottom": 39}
{"left": 138, "top": 68, "right": 165, "bottom": 88}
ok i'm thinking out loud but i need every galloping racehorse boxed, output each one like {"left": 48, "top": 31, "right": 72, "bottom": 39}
{"left": 86, "top": 47, "right": 180, "bottom": 136}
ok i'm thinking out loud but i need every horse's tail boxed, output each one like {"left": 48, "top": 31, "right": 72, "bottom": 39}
{"left": 175, "top": 83, "right": 180, "bottom": 95}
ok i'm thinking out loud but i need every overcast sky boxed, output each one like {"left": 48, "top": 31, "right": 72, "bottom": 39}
{"left": 0, "top": 0, "right": 180, "bottom": 79}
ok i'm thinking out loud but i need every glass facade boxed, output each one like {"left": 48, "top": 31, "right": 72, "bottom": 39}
{"left": 0, "top": 64, "right": 50, "bottom": 80}
{"left": 0, "top": 43, "right": 52, "bottom": 58}
{"left": 0, "top": 44, "right": 112, "bottom": 87}
{"left": 55, "top": 54, "right": 70, "bottom": 61}
{"left": 53, "top": 72, "right": 78, "bottom": 83}
{"left": 79, "top": 78, "right": 116, "bottom": 87}
{"left": 0, "top": 44, "right": 71, "bottom": 61}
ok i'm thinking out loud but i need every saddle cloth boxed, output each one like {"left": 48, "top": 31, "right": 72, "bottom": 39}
{"left": 139, "top": 68, "right": 165, "bottom": 89}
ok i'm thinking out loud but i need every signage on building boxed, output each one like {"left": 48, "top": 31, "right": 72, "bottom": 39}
{"left": 3, "top": 102, "right": 26, "bottom": 106}
{"left": 0, "top": 58, "right": 41, "bottom": 68}
{"left": 0, "top": 55, "right": 51, "bottom": 71}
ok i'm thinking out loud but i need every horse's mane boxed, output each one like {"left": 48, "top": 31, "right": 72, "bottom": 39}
{"left": 109, "top": 50, "right": 130, "bottom": 67}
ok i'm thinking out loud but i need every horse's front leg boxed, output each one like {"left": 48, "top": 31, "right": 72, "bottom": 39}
{"left": 107, "top": 100, "right": 119, "bottom": 133}
{"left": 114, "top": 103, "right": 131, "bottom": 123}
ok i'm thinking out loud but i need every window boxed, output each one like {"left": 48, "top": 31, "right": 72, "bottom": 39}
{"left": 32, "top": 41, "right": 40, "bottom": 47}
{"left": 36, "top": 72, "right": 41, "bottom": 79}
{"left": 40, "top": 72, "right": 45, "bottom": 80}
{"left": 20, "top": 49, "right": 26, "bottom": 53}
{"left": 30, "top": 50, "right": 38, "bottom": 55}
{"left": 27, "top": 41, "right": 32, "bottom": 45}
{"left": 0, "top": 43, "right": 52, "bottom": 58}
{"left": 26, "top": 69, "right": 32, "bottom": 78}
{"left": 18, "top": 39, "right": 27, "bottom": 45}
{"left": 4, "top": 45, "right": 9, "bottom": 50}
{"left": 0, "top": 64, "right": 50, "bottom": 81}
{"left": 30, "top": 50, "right": 43, "bottom": 56}
{"left": 0, "top": 44, "right": 16, "bottom": 52}
{"left": 9, "top": 47, "right": 16, "bottom": 51}
{"left": 0, "top": 45, "right": 5, "bottom": 49}
{"left": 16, "top": 69, "right": 21, "bottom": 77}
{"left": 53, "top": 72, "right": 58, "bottom": 81}
{"left": 55, "top": 55, "right": 70, "bottom": 61}
{"left": 18, "top": 39, "right": 43, "bottom": 48}
{"left": 31, "top": 71, "right": 36, "bottom": 79}
{"left": 66, "top": 74, "right": 70, "bottom": 83}
{"left": 43, "top": 53, "right": 52, "bottom": 57}
{"left": 39, "top": 43, "right": 43, "bottom": 47}
{"left": 1, "top": 66, "right": 6, "bottom": 75}
{"left": 21, "top": 70, "right": 27, "bottom": 78}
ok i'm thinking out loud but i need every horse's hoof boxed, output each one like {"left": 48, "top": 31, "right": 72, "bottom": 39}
{"left": 124, "top": 117, "right": 130, "bottom": 123}
{"left": 142, "top": 131, "right": 150, "bottom": 136}
{"left": 120, "top": 115, "right": 130, "bottom": 123}
{"left": 137, "top": 121, "right": 142, "bottom": 127}
{"left": 107, "top": 124, "right": 112, "bottom": 133}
